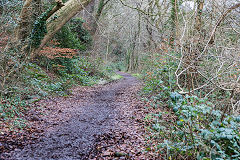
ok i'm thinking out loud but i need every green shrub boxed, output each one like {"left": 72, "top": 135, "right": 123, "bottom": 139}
{"left": 54, "top": 18, "right": 92, "bottom": 50}
{"left": 141, "top": 56, "right": 177, "bottom": 95}
{"left": 149, "top": 95, "right": 240, "bottom": 159}
{"left": 70, "top": 18, "right": 92, "bottom": 47}
{"left": 37, "top": 55, "right": 112, "bottom": 86}
{"left": 142, "top": 87, "right": 240, "bottom": 159}
{"left": 23, "top": 63, "right": 67, "bottom": 96}
{"left": 140, "top": 53, "right": 240, "bottom": 159}
{"left": 55, "top": 25, "right": 86, "bottom": 50}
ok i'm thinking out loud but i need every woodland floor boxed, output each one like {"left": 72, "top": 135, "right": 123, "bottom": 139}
{"left": 1, "top": 72, "right": 152, "bottom": 160}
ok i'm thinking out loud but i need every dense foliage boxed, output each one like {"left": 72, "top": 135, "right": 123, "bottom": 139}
{"left": 139, "top": 53, "right": 240, "bottom": 159}
{"left": 55, "top": 18, "right": 92, "bottom": 50}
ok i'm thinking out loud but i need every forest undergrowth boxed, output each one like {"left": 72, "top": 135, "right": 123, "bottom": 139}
{"left": 138, "top": 50, "right": 240, "bottom": 159}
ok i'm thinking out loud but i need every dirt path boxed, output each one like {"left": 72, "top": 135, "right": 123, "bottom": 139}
{"left": 7, "top": 72, "right": 148, "bottom": 160}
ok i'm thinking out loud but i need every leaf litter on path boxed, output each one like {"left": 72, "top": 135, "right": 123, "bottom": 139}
{"left": 2, "top": 72, "right": 151, "bottom": 159}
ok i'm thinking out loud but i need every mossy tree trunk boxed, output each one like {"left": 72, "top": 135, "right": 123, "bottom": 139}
{"left": 16, "top": 0, "right": 33, "bottom": 42}
{"left": 83, "top": 0, "right": 95, "bottom": 32}
{"left": 16, "top": 0, "right": 93, "bottom": 56}
{"left": 33, "top": 0, "right": 93, "bottom": 55}
{"left": 169, "top": 0, "right": 178, "bottom": 46}
{"left": 16, "top": 0, "right": 43, "bottom": 42}
{"left": 195, "top": 0, "right": 204, "bottom": 33}
{"left": 145, "top": 0, "right": 157, "bottom": 50}
{"left": 16, "top": 0, "right": 64, "bottom": 43}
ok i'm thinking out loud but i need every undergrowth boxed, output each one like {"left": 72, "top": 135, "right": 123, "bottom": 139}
{"left": 140, "top": 54, "right": 240, "bottom": 159}
{"left": 55, "top": 18, "right": 92, "bottom": 50}
{"left": 0, "top": 97, "right": 28, "bottom": 131}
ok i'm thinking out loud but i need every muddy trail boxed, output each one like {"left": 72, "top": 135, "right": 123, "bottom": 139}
{"left": 5, "top": 72, "right": 149, "bottom": 160}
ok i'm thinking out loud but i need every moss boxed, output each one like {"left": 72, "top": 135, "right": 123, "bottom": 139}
{"left": 111, "top": 74, "right": 123, "bottom": 80}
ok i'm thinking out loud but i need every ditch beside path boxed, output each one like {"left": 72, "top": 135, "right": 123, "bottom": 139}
{"left": 7, "top": 72, "right": 150, "bottom": 159}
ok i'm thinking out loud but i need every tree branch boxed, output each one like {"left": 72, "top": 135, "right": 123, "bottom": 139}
{"left": 45, "top": 0, "right": 65, "bottom": 20}
{"left": 209, "top": 3, "right": 240, "bottom": 44}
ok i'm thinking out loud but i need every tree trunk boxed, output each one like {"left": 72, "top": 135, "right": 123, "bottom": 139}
{"left": 130, "top": 9, "right": 141, "bottom": 72}
{"left": 209, "top": 3, "right": 240, "bottom": 44}
{"left": 170, "top": 0, "right": 178, "bottom": 45}
{"left": 195, "top": 0, "right": 204, "bottom": 32}
{"left": 91, "top": 0, "right": 110, "bottom": 35}
{"left": 83, "top": 0, "right": 95, "bottom": 31}
{"left": 16, "top": 0, "right": 64, "bottom": 43}
{"left": 32, "top": 0, "right": 93, "bottom": 55}
{"left": 145, "top": 0, "right": 157, "bottom": 50}
{"left": 16, "top": 0, "right": 33, "bottom": 42}
{"left": 0, "top": 1, "right": 3, "bottom": 16}
{"left": 32, "top": 0, "right": 42, "bottom": 22}
{"left": 186, "top": 0, "right": 204, "bottom": 94}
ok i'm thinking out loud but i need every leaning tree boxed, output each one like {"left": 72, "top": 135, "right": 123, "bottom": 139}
{"left": 16, "top": 0, "right": 93, "bottom": 56}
